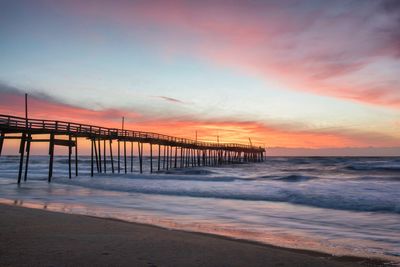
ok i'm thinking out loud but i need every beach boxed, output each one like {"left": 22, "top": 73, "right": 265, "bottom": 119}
{"left": 0, "top": 204, "right": 387, "bottom": 267}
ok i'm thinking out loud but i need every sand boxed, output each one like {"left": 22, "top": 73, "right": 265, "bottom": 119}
{"left": 0, "top": 204, "right": 386, "bottom": 267}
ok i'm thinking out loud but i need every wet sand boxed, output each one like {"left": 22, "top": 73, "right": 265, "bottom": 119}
{"left": 0, "top": 204, "right": 387, "bottom": 267}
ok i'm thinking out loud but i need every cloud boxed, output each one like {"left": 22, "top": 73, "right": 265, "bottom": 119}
{"left": 0, "top": 82, "right": 141, "bottom": 127}
{"left": 58, "top": 0, "right": 400, "bottom": 109}
{"left": 153, "top": 96, "right": 185, "bottom": 104}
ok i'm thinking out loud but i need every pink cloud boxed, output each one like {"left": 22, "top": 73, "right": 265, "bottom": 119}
{"left": 59, "top": 0, "right": 400, "bottom": 108}
{"left": 0, "top": 86, "right": 141, "bottom": 128}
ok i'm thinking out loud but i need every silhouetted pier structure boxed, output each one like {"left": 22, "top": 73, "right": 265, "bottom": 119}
{"left": 0, "top": 114, "right": 265, "bottom": 183}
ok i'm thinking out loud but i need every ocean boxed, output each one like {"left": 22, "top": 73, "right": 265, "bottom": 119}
{"left": 0, "top": 156, "right": 399, "bottom": 263}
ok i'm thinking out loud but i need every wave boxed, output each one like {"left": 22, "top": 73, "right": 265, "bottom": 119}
{"left": 164, "top": 169, "right": 216, "bottom": 176}
{"left": 56, "top": 178, "right": 400, "bottom": 214}
{"left": 346, "top": 164, "right": 400, "bottom": 172}
{"left": 126, "top": 174, "right": 238, "bottom": 182}
{"left": 258, "top": 174, "right": 316, "bottom": 182}
{"left": 272, "top": 175, "right": 316, "bottom": 182}
{"left": 357, "top": 176, "right": 400, "bottom": 182}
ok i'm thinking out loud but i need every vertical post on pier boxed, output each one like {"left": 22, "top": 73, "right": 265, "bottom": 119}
{"left": 174, "top": 146, "right": 177, "bottom": 168}
{"left": 170, "top": 146, "right": 173, "bottom": 169}
{"left": 68, "top": 135, "right": 72, "bottom": 179}
{"left": 170, "top": 146, "right": 173, "bottom": 168}
{"left": 141, "top": 142, "right": 143, "bottom": 173}
{"left": 181, "top": 147, "right": 186, "bottom": 168}
{"left": 117, "top": 140, "right": 120, "bottom": 173}
{"left": 130, "top": 142, "right": 133, "bottom": 172}
{"left": 91, "top": 139, "right": 94, "bottom": 177}
{"left": 163, "top": 145, "right": 166, "bottom": 169}
{"left": 138, "top": 142, "right": 143, "bottom": 173}
{"left": 0, "top": 132, "right": 5, "bottom": 157}
{"left": 18, "top": 133, "right": 26, "bottom": 184}
{"left": 75, "top": 136, "right": 78, "bottom": 176}
{"left": 103, "top": 139, "right": 107, "bottom": 173}
{"left": 23, "top": 133, "right": 31, "bottom": 181}
{"left": 169, "top": 146, "right": 173, "bottom": 168}
{"left": 158, "top": 144, "right": 161, "bottom": 171}
{"left": 186, "top": 149, "right": 189, "bottom": 167}
{"left": 109, "top": 139, "right": 114, "bottom": 173}
{"left": 48, "top": 133, "right": 55, "bottom": 182}
{"left": 190, "top": 149, "right": 192, "bottom": 167}
{"left": 199, "top": 150, "right": 202, "bottom": 166}
{"left": 98, "top": 138, "right": 102, "bottom": 173}
{"left": 212, "top": 150, "right": 215, "bottom": 165}
{"left": 150, "top": 143, "right": 153, "bottom": 173}
{"left": 189, "top": 149, "right": 192, "bottom": 167}
{"left": 183, "top": 148, "right": 186, "bottom": 167}
{"left": 187, "top": 148, "right": 190, "bottom": 167}
{"left": 124, "top": 140, "right": 127, "bottom": 174}
{"left": 166, "top": 146, "right": 169, "bottom": 170}
{"left": 180, "top": 147, "right": 184, "bottom": 168}
{"left": 94, "top": 138, "right": 99, "bottom": 173}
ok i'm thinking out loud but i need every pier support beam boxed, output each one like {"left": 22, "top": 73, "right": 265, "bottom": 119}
{"left": 98, "top": 138, "right": 102, "bottom": 173}
{"left": 91, "top": 139, "right": 94, "bottom": 177}
{"left": 180, "top": 147, "right": 184, "bottom": 168}
{"left": 23, "top": 133, "right": 31, "bottom": 181}
{"left": 117, "top": 140, "right": 120, "bottom": 173}
{"left": 163, "top": 145, "right": 166, "bottom": 170}
{"left": 124, "top": 140, "right": 127, "bottom": 174}
{"left": 103, "top": 139, "right": 107, "bottom": 173}
{"left": 94, "top": 138, "right": 99, "bottom": 173}
{"left": 109, "top": 139, "right": 114, "bottom": 173}
{"left": 174, "top": 146, "right": 177, "bottom": 168}
{"left": 0, "top": 131, "right": 4, "bottom": 156}
{"left": 68, "top": 135, "right": 72, "bottom": 179}
{"left": 75, "top": 136, "right": 78, "bottom": 176}
{"left": 130, "top": 142, "right": 133, "bottom": 173}
{"left": 138, "top": 142, "right": 143, "bottom": 173}
{"left": 166, "top": 146, "right": 169, "bottom": 170}
{"left": 158, "top": 144, "right": 161, "bottom": 171}
{"left": 17, "top": 133, "right": 26, "bottom": 184}
{"left": 150, "top": 143, "right": 153, "bottom": 173}
{"left": 48, "top": 133, "right": 55, "bottom": 182}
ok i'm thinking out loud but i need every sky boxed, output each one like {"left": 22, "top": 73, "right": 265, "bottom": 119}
{"left": 0, "top": 0, "right": 399, "bottom": 155}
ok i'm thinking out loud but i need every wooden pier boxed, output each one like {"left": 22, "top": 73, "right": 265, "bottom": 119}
{"left": 0, "top": 114, "right": 265, "bottom": 183}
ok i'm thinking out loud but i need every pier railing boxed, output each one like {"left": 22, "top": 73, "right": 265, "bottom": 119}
{"left": 0, "top": 114, "right": 263, "bottom": 151}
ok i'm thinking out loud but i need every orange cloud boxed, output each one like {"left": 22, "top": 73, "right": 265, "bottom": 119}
{"left": 1, "top": 84, "right": 399, "bottom": 155}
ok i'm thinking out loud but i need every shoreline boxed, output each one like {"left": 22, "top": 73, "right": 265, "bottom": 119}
{"left": 0, "top": 203, "right": 391, "bottom": 267}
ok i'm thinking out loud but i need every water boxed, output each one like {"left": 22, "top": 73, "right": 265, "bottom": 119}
{"left": 0, "top": 156, "right": 399, "bottom": 263}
